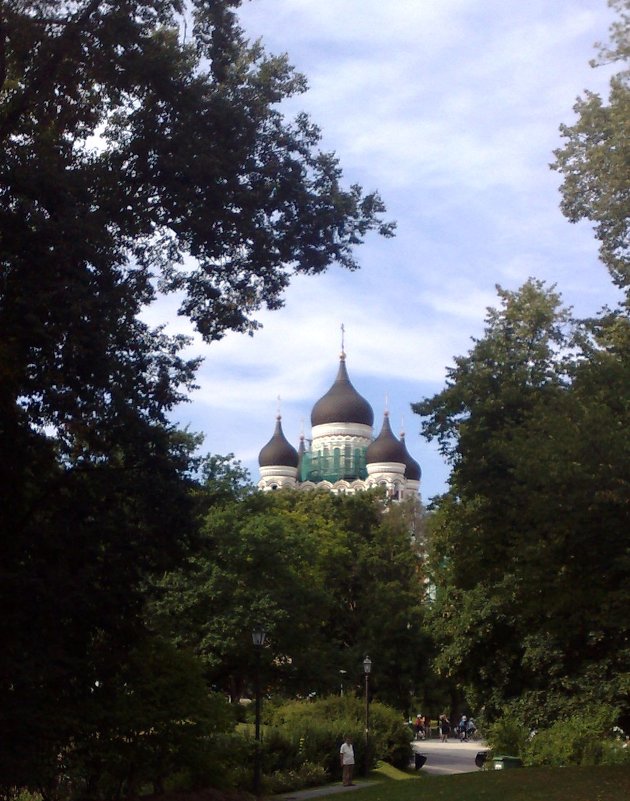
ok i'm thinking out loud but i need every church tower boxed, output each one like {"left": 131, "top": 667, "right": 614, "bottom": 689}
{"left": 257, "top": 343, "right": 422, "bottom": 497}
{"left": 299, "top": 348, "right": 373, "bottom": 490}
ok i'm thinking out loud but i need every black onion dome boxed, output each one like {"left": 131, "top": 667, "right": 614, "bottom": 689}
{"left": 311, "top": 355, "right": 374, "bottom": 427}
{"left": 366, "top": 412, "right": 406, "bottom": 464}
{"left": 259, "top": 416, "right": 299, "bottom": 467}
{"left": 400, "top": 432, "right": 422, "bottom": 481}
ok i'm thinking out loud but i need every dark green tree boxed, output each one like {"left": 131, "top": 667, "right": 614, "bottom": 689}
{"left": 0, "top": 1, "right": 393, "bottom": 792}
{"left": 552, "top": 0, "right": 630, "bottom": 292}
{"left": 59, "top": 638, "right": 237, "bottom": 800}
{"left": 413, "top": 281, "right": 630, "bottom": 725}
{"left": 413, "top": 281, "right": 576, "bottom": 713}
{"left": 149, "top": 489, "right": 426, "bottom": 711}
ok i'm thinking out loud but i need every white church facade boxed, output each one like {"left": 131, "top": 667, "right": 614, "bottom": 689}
{"left": 258, "top": 348, "right": 421, "bottom": 500}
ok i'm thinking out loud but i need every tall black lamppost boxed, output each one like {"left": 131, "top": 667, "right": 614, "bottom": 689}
{"left": 252, "top": 626, "right": 266, "bottom": 796}
{"left": 363, "top": 656, "right": 372, "bottom": 777}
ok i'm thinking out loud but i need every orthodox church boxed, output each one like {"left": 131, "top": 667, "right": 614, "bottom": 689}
{"left": 258, "top": 346, "right": 421, "bottom": 499}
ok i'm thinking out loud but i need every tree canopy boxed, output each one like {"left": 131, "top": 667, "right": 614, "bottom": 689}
{"left": 149, "top": 488, "right": 428, "bottom": 712}
{"left": 0, "top": 1, "right": 393, "bottom": 793}
{"left": 552, "top": 0, "right": 630, "bottom": 293}
{"left": 413, "top": 280, "right": 630, "bottom": 724}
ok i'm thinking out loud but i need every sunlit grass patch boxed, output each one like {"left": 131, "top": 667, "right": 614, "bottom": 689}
{"left": 372, "top": 760, "right": 420, "bottom": 781}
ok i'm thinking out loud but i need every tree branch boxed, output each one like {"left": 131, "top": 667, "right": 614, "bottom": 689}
{"left": 0, "top": 0, "right": 102, "bottom": 143}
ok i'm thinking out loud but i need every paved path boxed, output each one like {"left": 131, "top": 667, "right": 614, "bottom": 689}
{"left": 411, "top": 736, "right": 488, "bottom": 775}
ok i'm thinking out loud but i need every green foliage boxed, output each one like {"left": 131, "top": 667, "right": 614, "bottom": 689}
{"left": 268, "top": 696, "right": 412, "bottom": 776}
{"left": 54, "top": 638, "right": 238, "bottom": 799}
{"left": 0, "top": 1, "right": 393, "bottom": 795}
{"left": 149, "top": 489, "right": 426, "bottom": 709}
{"left": 262, "top": 762, "right": 329, "bottom": 795}
{"left": 599, "top": 740, "right": 630, "bottom": 766}
{"left": 485, "top": 716, "right": 530, "bottom": 759}
{"left": 524, "top": 706, "right": 619, "bottom": 767}
{"left": 552, "top": 0, "right": 630, "bottom": 291}
{"left": 415, "top": 279, "right": 630, "bottom": 726}
{"left": 414, "top": 10, "right": 630, "bottom": 725}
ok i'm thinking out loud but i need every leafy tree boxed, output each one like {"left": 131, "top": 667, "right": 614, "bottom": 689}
{"left": 149, "top": 490, "right": 330, "bottom": 701}
{"left": 413, "top": 280, "right": 577, "bottom": 712}
{"left": 60, "top": 638, "right": 237, "bottom": 800}
{"left": 413, "top": 280, "right": 630, "bottom": 724}
{"left": 149, "top": 489, "right": 426, "bottom": 711}
{"left": 552, "top": 0, "right": 630, "bottom": 291}
{"left": 0, "top": 1, "right": 392, "bottom": 793}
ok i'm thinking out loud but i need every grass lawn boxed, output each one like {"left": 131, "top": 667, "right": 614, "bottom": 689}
{"left": 321, "top": 765, "right": 630, "bottom": 801}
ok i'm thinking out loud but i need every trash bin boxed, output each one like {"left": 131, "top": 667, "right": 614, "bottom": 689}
{"left": 493, "top": 755, "right": 523, "bottom": 769}
{"left": 414, "top": 753, "right": 427, "bottom": 770}
{"left": 475, "top": 751, "right": 488, "bottom": 769}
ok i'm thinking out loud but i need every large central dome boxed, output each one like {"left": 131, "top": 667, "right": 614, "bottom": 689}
{"left": 311, "top": 354, "right": 374, "bottom": 427}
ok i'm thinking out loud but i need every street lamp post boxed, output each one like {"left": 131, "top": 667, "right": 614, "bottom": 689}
{"left": 339, "top": 669, "right": 347, "bottom": 696}
{"left": 252, "top": 626, "right": 266, "bottom": 796}
{"left": 363, "top": 656, "right": 372, "bottom": 777}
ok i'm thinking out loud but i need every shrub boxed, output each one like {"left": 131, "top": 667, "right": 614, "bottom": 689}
{"left": 266, "top": 695, "right": 412, "bottom": 780}
{"left": 600, "top": 740, "right": 630, "bottom": 765}
{"left": 524, "top": 706, "right": 619, "bottom": 767}
{"left": 485, "top": 715, "right": 529, "bottom": 758}
{"left": 263, "top": 762, "right": 328, "bottom": 794}
{"left": 58, "top": 640, "right": 240, "bottom": 799}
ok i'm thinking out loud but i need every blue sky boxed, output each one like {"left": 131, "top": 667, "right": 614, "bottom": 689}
{"left": 154, "top": 0, "right": 622, "bottom": 502}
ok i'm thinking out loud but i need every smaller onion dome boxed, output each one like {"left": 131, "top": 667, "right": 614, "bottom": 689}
{"left": 258, "top": 416, "right": 298, "bottom": 468}
{"left": 311, "top": 354, "right": 374, "bottom": 427}
{"left": 400, "top": 431, "right": 422, "bottom": 481}
{"left": 366, "top": 412, "right": 406, "bottom": 464}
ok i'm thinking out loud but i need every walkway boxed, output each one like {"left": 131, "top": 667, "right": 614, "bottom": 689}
{"left": 276, "top": 737, "right": 489, "bottom": 799}
{"left": 411, "top": 736, "right": 488, "bottom": 775}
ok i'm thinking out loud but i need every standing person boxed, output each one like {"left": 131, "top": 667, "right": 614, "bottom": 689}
{"left": 414, "top": 714, "right": 423, "bottom": 740}
{"left": 439, "top": 714, "right": 451, "bottom": 742}
{"left": 340, "top": 735, "right": 355, "bottom": 786}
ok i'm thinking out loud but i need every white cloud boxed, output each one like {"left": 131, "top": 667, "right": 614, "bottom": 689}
{"left": 162, "top": 0, "right": 620, "bottom": 500}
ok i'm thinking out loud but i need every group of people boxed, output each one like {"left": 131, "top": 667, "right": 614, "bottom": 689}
{"left": 412, "top": 713, "right": 478, "bottom": 742}
{"left": 436, "top": 714, "right": 477, "bottom": 742}
{"left": 411, "top": 713, "right": 477, "bottom": 742}
{"left": 339, "top": 711, "right": 478, "bottom": 786}
{"left": 457, "top": 715, "right": 477, "bottom": 741}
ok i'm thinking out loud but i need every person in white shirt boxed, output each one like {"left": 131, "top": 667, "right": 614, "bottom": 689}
{"left": 339, "top": 735, "right": 355, "bottom": 786}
